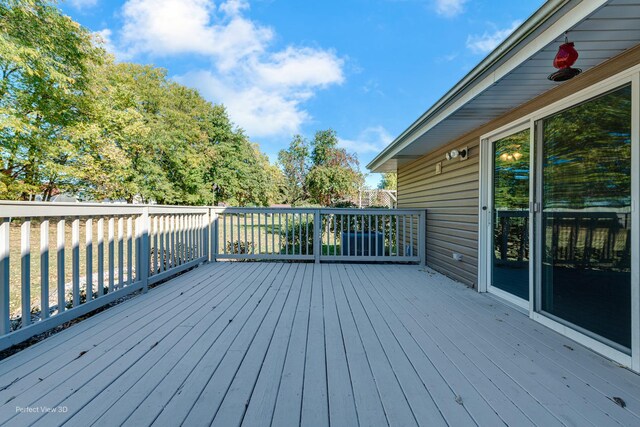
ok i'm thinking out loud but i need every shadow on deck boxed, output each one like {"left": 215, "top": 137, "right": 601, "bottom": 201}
{"left": 0, "top": 262, "right": 639, "bottom": 426}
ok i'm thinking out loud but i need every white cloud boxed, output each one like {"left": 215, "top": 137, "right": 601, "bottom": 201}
{"left": 434, "top": 0, "right": 467, "bottom": 17}
{"left": 69, "top": 0, "right": 98, "bottom": 9}
{"left": 338, "top": 126, "right": 394, "bottom": 155}
{"left": 112, "top": 0, "right": 344, "bottom": 137}
{"left": 176, "top": 70, "right": 309, "bottom": 137}
{"left": 466, "top": 20, "right": 522, "bottom": 54}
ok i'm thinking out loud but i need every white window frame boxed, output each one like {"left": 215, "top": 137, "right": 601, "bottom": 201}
{"left": 478, "top": 64, "right": 640, "bottom": 372}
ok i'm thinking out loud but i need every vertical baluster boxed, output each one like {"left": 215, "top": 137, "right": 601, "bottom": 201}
{"left": 40, "top": 220, "right": 49, "bottom": 319}
{"left": 403, "top": 215, "right": 407, "bottom": 257}
{"left": 199, "top": 214, "right": 203, "bottom": 258}
{"left": 250, "top": 213, "right": 254, "bottom": 255}
{"left": 305, "top": 212, "right": 312, "bottom": 255}
{"left": 194, "top": 214, "right": 198, "bottom": 259}
{"left": 257, "top": 213, "right": 261, "bottom": 255}
{"left": 229, "top": 214, "right": 234, "bottom": 256}
{"left": 387, "top": 214, "right": 392, "bottom": 256}
{"left": 331, "top": 214, "right": 338, "bottom": 255}
{"left": 171, "top": 215, "right": 176, "bottom": 265}
{"left": 108, "top": 217, "right": 115, "bottom": 293}
{"left": 300, "top": 213, "right": 304, "bottom": 255}
{"left": 410, "top": 215, "right": 414, "bottom": 257}
{"left": 188, "top": 215, "right": 193, "bottom": 260}
{"left": 340, "top": 214, "right": 344, "bottom": 256}
{"left": 20, "top": 220, "right": 31, "bottom": 326}
{"left": 285, "top": 213, "right": 289, "bottom": 255}
{"left": 152, "top": 216, "right": 158, "bottom": 273}
{"left": 159, "top": 216, "right": 165, "bottom": 271}
{"left": 118, "top": 218, "right": 124, "bottom": 289}
{"left": 271, "top": 213, "right": 275, "bottom": 255}
{"left": 396, "top": 214, "right": 400, "bottom": 257}
{"left": 127, "top": 217, "right": 133, "bottom": 285}
{"left": 97, "top": 218, "right": 104, "bottom": 297}
{"left": 0, "top": 219, "right": 10, "bottom": 333}
{"left": 71, "top": 218, "right": 80, "bottom": 307}
{"left": 239, "top": 213, "right": 243, "bottom": 255}
{"left": 85, "top": 219, "right": 93, "bottom": 301}
{"left": 163, "top": 216, "right": 168, "bottom": 267}
{"left": 368, "top": 215, "right": 372, "bottom": 257}
{"left": 243, "top": 213, "right": 248, "bottom": 255}
{"left": 57, "top": 219, "right": 66, "bottom": 312}
{"left": 361, "top": 214, "right": 365, "bottom": 256}
{"left": 375, "top": 214, "right": 379, "bottom": 257}
{"left": 347, "top": 214, "right": 350, "bottom": 257}
{"left": 223, "top": 213, "right": 228, "bottom": 256}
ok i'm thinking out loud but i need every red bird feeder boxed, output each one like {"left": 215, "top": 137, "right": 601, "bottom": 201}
{"left": 548, "top": 34, "right": 581, "bottom": 81}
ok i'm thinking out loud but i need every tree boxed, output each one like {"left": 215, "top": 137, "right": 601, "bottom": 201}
{"left": 0, "top": 0, "right": 104, "bottom": 200}
{"left": 277, "top": 135, "right": 308, "bottom": 205}
{"left": 306, "top": 129, "right": 363, "bottom": 206}
{"left": 378, "top": 172, "right": 397, "bottom": 190}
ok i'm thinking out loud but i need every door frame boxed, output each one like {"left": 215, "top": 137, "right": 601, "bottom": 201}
{"left": 479, "top": 121, "right": 532, "bottom": 310}
{"left": 478, "top": 64, "right": 640, "bottom": 371}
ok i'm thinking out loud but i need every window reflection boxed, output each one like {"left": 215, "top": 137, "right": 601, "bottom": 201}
{"left": 541, "top": 85, "right": 631, "bottom": 350}
{"left": 492, "top": 129, "right": 530, "bottom": 300}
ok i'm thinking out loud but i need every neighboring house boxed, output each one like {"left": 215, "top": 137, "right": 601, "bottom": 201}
{"left": 368, "top": 0, "right": 640, "bottom": 372}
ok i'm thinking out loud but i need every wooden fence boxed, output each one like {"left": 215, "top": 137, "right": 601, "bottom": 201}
{"left": 0, "top": 203, "right": 425, "bottom": 351}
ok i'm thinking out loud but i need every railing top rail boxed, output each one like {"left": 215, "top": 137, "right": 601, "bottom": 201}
{"left": 0, "top": 201, "right": 209, "bottom": 218}
{"left": 212, "top": 207, "right": 423, "bottom": 215}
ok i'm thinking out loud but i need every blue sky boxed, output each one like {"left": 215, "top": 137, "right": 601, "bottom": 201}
{"left": 61, "top": 0, "right": 543, "bottom": 187}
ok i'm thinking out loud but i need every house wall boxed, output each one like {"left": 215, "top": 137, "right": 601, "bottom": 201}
{"left": 397, "top": 44, "right": 640, "bottom": 288}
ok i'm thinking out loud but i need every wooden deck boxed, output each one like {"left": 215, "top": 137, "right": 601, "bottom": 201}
{"left": 0, "top": 262, "right": 639, "bottom": 426}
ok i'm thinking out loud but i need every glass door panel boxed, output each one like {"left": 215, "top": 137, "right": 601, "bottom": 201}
{"left": 492, "top": 129, "right": 530, "bottom": 301}
{"left": 540, "top": 85, "right": 632, "bottom": 350}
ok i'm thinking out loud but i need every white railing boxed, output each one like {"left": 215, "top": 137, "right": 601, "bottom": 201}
{"left": 0, "top": 202, "right": 209, "bottom": 352}
{"left": 0, "top": 202, "right": 424, "bottom": 351}
{"left": 212, "top": 207, "right": 425, "bottom": 264}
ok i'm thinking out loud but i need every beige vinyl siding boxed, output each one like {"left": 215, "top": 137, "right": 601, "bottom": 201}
{"left": 398, "top": 139, "right": 479, "bottom": 286}
{"left": 397, "top": 44, "right": 640, "bottom": 288}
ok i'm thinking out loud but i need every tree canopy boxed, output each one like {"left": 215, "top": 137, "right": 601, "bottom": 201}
{"left": 0, "top": 0, "right": 283, "bottom": 206}
{"left": 278, "top": 129, "right": 363, "bottom": 206}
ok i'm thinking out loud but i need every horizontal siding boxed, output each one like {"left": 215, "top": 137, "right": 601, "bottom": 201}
{"left": 398, "top": 139, "right": 479, "bottom": 287}
{"left": 397, "top": 44, "right": 640, "bottom": 289}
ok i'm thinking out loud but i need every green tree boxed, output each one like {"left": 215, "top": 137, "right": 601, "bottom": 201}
{"left": 277, "top": 134, "right": 309, "bottom": 205}
{"left": 377, "top": 172, "right": 397, "bottom": 190}
{"left": 306, "top": 129, "right": 362, "bottom": 206}
{"left": 0, "top": 0, "right": 104, "bottom": 199}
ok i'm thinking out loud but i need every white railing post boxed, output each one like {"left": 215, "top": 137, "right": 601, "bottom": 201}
{"left": 141, "top": 207, "right": 150, "bottom": 293}
{"left": 419, "top": 210, "right": 427, "bottom": 267}
{"left": 0, "top": 219, "right": 10, "bottom": 334}
{"left": 314, "top": 209, "right": 321, "bottom": 264}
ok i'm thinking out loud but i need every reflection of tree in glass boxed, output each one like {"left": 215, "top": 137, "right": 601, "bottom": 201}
{"left": 493, "top": 129, "right": 530, "bottom": 262}
{"left": 494, "top": 129, "right": 530, "bottom": 210}
{"left": 543, "top": 85, "right": 631, "bottom": 210}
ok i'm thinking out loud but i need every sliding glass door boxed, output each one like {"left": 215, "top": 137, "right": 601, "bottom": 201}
{"left": 537, "top": 85, "right": 632, "bottom": 351}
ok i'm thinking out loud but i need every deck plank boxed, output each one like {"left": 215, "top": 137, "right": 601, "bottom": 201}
{"left": 122, "top": 263, "right": 285, "bottom": 426}
{"left": 0, "top": 262, "right": 246, "bottom": 426}
{"left": 375, "top": 265, "right": 625, "bottom": 426}
{"left": 63, "top": 262, "right": 266, "bottom": 426}
{"left": 240, "top": 264, "right": 308, "bottom": 427}
{"left": 270, "top": 264, "right": 314, "bottom": 427}
{"left": 300, "top": 262, "right": 329, "bottom": 427}
{"left": 323, "top": 264, "right": 359, "bottom": 427}
{"left": 0, "top": 262, "right": 638, "bottom": 427}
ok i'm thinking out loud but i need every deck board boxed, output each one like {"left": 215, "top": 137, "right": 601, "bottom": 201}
{"left": 1, "top": 262, "right": 639, "bottom": 427}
